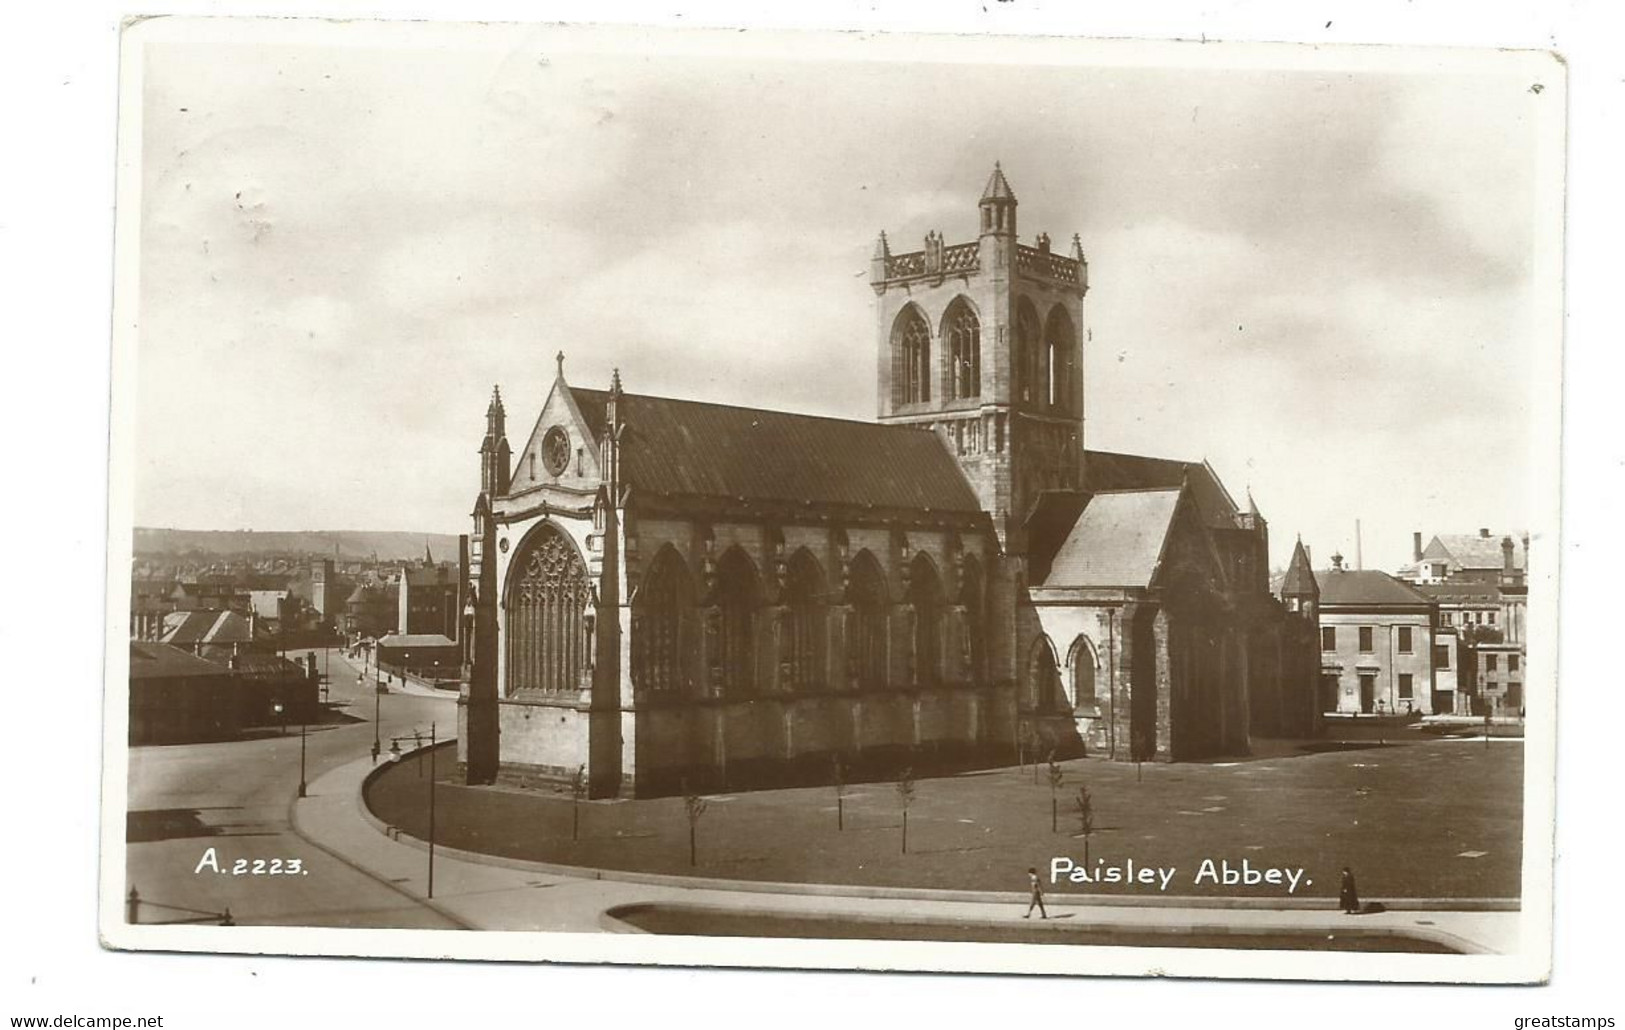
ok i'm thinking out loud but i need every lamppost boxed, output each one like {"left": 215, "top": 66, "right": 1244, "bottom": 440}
{"left": 388, "top": 722, "right": 437, "bottom": 898}
{"left": 270, "top": 700, "right": 307, "bottom": 798}
{"left": 369, "top": 671, "right": 381, "bottom": 764}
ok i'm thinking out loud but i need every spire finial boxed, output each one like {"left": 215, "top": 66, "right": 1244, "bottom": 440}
{"left": 555, "top": 351, "right": 565, "bottom": 378}
{"left": 609, "top": 367, "right": 623, "bottom": 398}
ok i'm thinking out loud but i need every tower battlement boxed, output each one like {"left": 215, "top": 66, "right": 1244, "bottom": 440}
{"left": 871, "top": 165, "right": 1090, "bottom": 547}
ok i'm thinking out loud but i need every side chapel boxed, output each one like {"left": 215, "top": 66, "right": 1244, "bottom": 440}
{"left": 458, "top": 166, "right": 1320, "bottom": 796}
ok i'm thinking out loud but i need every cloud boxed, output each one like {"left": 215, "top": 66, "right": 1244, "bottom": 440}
{"left": 129, "top": 33, "right": 1553, "bottom": 576}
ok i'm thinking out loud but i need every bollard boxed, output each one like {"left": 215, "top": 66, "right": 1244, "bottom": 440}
{"left": 219, "top": 908, "right": 235, "bottom": 926}
{"left": 126, "top": 886, "right": 140, "bottom": 924}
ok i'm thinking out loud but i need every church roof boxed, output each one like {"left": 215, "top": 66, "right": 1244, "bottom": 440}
{"left": 1040, "top": 488, "right": 1182, "bottom": 589}
{"left": 569, "top": 388, "right": 983, "bottom": 514}
{"left": 1081, "top": 449, "right": 1239, "bottom": 528}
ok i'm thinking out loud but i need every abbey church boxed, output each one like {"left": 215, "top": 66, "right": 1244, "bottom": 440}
{"left": 458, "top": 166, "right": 1320, "bottom": 797}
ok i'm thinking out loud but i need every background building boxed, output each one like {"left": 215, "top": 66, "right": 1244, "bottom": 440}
{"left": 1313, "top": 555, "right": 1438, "bottom": 716}
{"left": 1405, "top": 528, "right": 1529, "bottom": 716}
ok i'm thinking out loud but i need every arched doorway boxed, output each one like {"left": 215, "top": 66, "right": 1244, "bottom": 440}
{"left": 506, "top": 522, "right": 591, "bottom": 695}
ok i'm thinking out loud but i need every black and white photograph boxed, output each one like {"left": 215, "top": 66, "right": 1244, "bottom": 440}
{"left": 95, "top": 15, "right": 1565, "bottom": 986}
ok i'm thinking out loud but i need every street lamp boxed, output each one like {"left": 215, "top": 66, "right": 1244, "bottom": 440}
{"left": 370, "top": 671, "right": 382, "bottom": 764}
{"left": 273, "top": 700, "right": 308, "bottom": 797}
{"left": 388, "top": 722, "right": 437, "bottom": 899}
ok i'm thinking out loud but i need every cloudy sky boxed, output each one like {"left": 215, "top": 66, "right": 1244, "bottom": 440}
{"left": 130, "top": 23, "right": 1559, "bottom": 572}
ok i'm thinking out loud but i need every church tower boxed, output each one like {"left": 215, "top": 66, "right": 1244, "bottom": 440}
{"left": 871, "top": 164, "right": 1089, "bottom": 549}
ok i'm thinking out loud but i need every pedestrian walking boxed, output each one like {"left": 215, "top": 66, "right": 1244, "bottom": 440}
{"left": 1339, "top": 866, "right": 1361, "bottom": 915}
{"left": 1024, "top": 866, "right": 1048, "bottom": 919}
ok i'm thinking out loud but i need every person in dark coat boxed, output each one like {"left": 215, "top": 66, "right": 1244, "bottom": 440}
{"left": 1339, "top": 866, "right": 1361, "bottom": 915}
{"left": 1024, "top": 867, "right": 1048, "bottom": 919}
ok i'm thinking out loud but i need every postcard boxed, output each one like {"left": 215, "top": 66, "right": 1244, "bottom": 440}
{"left": 101, "top": 16, "right": 1564, "bottom": 982}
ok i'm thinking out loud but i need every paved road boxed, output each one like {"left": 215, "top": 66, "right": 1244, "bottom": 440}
{"left": 124, "top": 648, "right": 462, "bottom": 929}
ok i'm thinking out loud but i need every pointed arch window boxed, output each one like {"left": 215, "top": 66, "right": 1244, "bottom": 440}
{"left": 944, "top": 300, "right": 980, "bottom": 400}
{"left": 1028, "top": 638, "right": 1064, "bottom": 714}
{"left": 1014, "top": 301, "right": 1042, "bottom": 405}
{"left": 957, "top": 556, "right": 986, "bottom": 681}
{"left": 786, "top": 551, "right": 828, "bottom": 691}
{"left": 1044, "top": 307, "right": 1077, "bottom": 413}
{"left": 907, "top": 555, "right": 944, "bottom": 687}
{"left": 1070, "top": 637, "right": 1097, "bottom": 709}
{"left": 893, "top": 308, "right": 931, "bottom": 406}
{"left": 845, "top": 554, "right": 888, "bottom": 690}
{"left": 505, "top": 524, "right": 591, "bottom": 695}
{"left": 712, "top": 549, "right": 760, "bottom": 699}
{"left": 633, "top": 549, "right": 693, "bottom": 696}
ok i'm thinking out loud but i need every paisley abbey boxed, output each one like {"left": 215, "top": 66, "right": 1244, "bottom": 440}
{"left": 458, "top": 166, "right": 1319, "bottom": 797}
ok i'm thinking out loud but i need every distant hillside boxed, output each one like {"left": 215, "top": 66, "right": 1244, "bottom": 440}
{"left": 134, "top": 528, "right": 463, "bottom": 563}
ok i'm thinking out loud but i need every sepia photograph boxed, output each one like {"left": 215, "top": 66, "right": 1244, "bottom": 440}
{"left": 99, "top": 16, "right": 1564, "bottom": 982}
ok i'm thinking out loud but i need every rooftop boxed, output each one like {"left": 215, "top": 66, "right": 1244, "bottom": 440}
{"left": 1039, "top": 488, "right": 1181, "bottom": 589}
{"left": 567, "top": 387, "right": 984, "bottom": 515}
{"left": 1316, "top": 568, "right": 1433, "bottom": 608}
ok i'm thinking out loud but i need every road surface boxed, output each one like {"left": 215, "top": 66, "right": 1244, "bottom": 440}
{"left": 123, "top": 648, "right": 463, "bottom": 929}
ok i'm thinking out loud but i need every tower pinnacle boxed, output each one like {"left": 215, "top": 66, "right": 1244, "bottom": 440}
{"left": 978, "top": 162, "right": 1018, "bottom": 236}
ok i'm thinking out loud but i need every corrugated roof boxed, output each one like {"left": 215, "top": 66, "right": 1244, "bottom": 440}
{"left": 160, "top": 610, "right": 251, "bottom": 648}
{"left": 569, "top": 388, "right": 982, "bottom": 514}
{"left": 1082, "top": 450, "right": 1238, "bottom": 528}
{"left": 1040, "top": 489, "right": 1181, "bottom": 588}
{"left": 1316, "top": 569, "right": 1432, "bottom": 607}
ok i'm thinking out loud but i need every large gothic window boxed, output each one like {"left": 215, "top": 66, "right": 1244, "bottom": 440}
{"left": 785, "top": 550, "right": 827, "bottom": 691}
{"left": 506, "top": 523, "right": 591, "bottom": 695}
{"left": 711, "top": 548, "right": 760, "bottom": 699}
{"left": 1044, "top": 306, "right": 1077, "bottom": 412}
{"left": 845, "top": 552, "right": 888, "bottom": 690}
{"left": 907, "top": 554, "right": 944, "bottom": 687}
{"left": 633, "top": 547, "right": 693, "bottom": 696}
{"left": 943, "top": 299, "right": 980, "bottom": 400}
{"left": 1014, "top": 299, "right": 1042, "bottom": 405}
{"left": 893, "top": 307, "right": 931, "bottom": 405}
